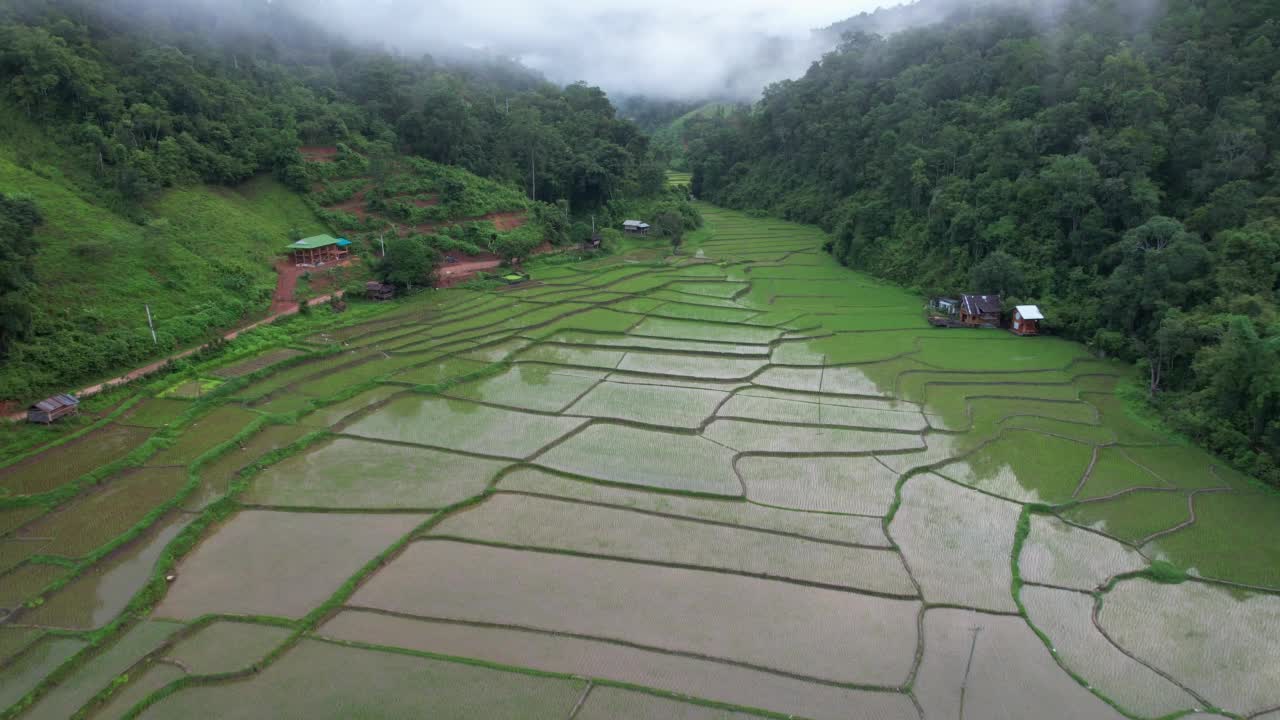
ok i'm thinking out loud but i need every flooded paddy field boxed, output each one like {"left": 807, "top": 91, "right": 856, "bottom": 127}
{"left": 2, "top": 203, "right": 1279, "bottom": 719}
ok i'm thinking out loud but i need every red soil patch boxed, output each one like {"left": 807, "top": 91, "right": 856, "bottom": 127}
{"left": 434, "top": 242, "right": 554, "bottom": 288}
{"left": 271, "top": 259, "right": 353, "bottom": 315}
{"left": 328, "top": 192, "right": 371, "bottom": 221}
{"left": 300, "top": 146, "right": 339, "bottom": 163}
{"left": 271, "top": 260, "right": 303, "bottom": 315}
{"left": 489, "top": 212, "right": 528, "bottom": 231}
{"left": 411, "top": 210, "right": 528, "bottom": 236}
{"left": 443, "top": 250, "right": 501, "bottom": 263}
{"left": 306, "top": 266, "right": 347, "bottom": 297}
{"left": 437, "top": 259, "right": 503, "bottom": 288}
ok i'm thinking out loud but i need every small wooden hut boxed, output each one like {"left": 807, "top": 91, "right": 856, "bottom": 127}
{"left": 287, "top": 235, "right": 351, "bottom": 266}
{"left": 28, "top": 394, "right": 80, "bottom": 424}
{"left": 1012, "top": 305, "right": 1044, "bottom": 336}
{"left": 927, "top": 297, "right": 963, "bottom": 327}
{"left": 959, "top": 294, "right": 1002, "bottom": 328}
{"left": 365, "top": 281, "right": 395, "bottom": 301}
{"left": 622, "top": 220, "right": 650, "bottom": 235}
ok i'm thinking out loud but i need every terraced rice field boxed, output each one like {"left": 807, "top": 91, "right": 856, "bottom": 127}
{"left": 1, "top": 203, "right": 1278, "bottom": 719}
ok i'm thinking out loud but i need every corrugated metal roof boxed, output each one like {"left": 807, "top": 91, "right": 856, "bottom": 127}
{"left": 623, "top": 220, "right": 649, "bottom": 228}
{"left": 32, "top": 394, "right": 79, "bottom": 412}
{"left": 287, "top": 235, "right": 341, "bottom": 250}
{"left": 1016, "top": 305, "right": 1044, "bottom": 321}
{"left": 961, "top": 294, "right": 1002, "bottom": 315}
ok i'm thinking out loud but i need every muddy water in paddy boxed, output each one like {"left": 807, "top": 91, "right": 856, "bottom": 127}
{"left": 349, "top": 540, "right": 921, "bottom": 685}
{"left": 246, "top": 436, "right": 504, "bottom": 509}
{"left": 0, "top": 637, "right": 87, "bottom": 710}
{"left": 19, "top": 512, "right": 193, "bottom": 629}
{"left": 4, "top": 203, "right": 1280, "bottom": 719}
{"left": 137, "top": 639, "right": 585, "bottom": 719}
{"left": 155, "top": 511, "right": 422, "bottom": 620}
{"left": 182, "top": 424, "right": 313, "bottom": 511}
{"left": 319, "top": 610, "right": 918, "bottom": 720}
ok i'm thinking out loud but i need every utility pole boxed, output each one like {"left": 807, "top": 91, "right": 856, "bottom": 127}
{"left": 530, "top": 149, "right": 536, "bottom": 201}
{"left": 145, "top": 304, "right": 158, "bottom": 346}
{"left": 379, "top": 232, "right": 386, "bottom": 258}
{"left": 959, "top": 624, "right": 983, "bottom": 719}
{"left": 817, "top": 354, "right": 827, "bottom": 429}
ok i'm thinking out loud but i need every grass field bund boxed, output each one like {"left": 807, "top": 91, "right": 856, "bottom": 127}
{"left": 1, "top": 203, "right": 1279, "bottom": 719}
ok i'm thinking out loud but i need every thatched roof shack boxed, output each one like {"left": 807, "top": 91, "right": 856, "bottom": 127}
{"left": 29, "top": 394, "right": 80, "bottom": 424}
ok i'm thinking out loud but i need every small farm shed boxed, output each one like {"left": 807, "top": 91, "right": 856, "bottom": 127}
{"left": 931, "top": 297, "right": 960, "bottom": 315}
{"left": 1012, "top": 305, "right": 1044, "bottom": 336}
{"left": 927, "top": 297, "right": 963, "bottom": 327}
{"left": 365, "top": 282, "right": 395, "bottom": 301}
{"left": 959, "top": 294, "right": 1002, "bottom": 328}
{"left": 582, "top": 233, "right": 603, "bottom": 251}
{"left": 28, "top": 394, "right": 80, "bottom": 424}
{"left": 287, "top": 235, "right": 351, "bottom": 266}
{"left": 623, "top": 220, "right": 650, "bottom": 235}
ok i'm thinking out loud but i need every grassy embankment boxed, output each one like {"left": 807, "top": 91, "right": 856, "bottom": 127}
{"left": 0, "top": 106, "right": 332, "bottom": 401}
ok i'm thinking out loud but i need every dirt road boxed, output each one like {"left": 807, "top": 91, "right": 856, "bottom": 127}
{"left": 3, "top": 281, "right": 342, "bottom": 422}
{"left": 437, "top": 259, "right": 504, "bottom": 287}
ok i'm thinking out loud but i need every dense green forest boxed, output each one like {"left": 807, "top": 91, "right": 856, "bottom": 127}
{"left": 0, "top": 0, "right": 665, "bottom": 207}
{"left": 650, "top": 103, "right": 749, "bottom": 172}
{"left": 0, "top": 193, "right": 40, "bottom": 356}
{"left": 0, "top": 0, "right": 670, "bottom": 400}
{"left": 686, "top": 0, "right": 1280, "bottom": 484}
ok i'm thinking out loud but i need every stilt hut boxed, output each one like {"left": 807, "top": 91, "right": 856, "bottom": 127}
{"left": 286, "top": 235, "right": 351, "bottom": 267}
{"left": 1012, "top": 305, "right": 1044, "bottom": 336}
{"left": 959, "top": 294, "right": 1002, "bottom": 328}
{"left": 365, "top": 282, "right": 395, "bottom": 301}
{"left": 622, "top": 220, "right": 650, "bottom": 235}
{"left": 28, "top": 394, "right": 80, "bottom": 424}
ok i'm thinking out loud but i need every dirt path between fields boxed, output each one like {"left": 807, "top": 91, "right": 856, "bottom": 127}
{"left": 3, "top": 265, "right": 343, "bottom": 421}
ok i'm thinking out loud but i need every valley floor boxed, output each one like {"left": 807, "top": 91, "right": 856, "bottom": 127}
{"left": 1, "top": 204, "right": 1277, "bottom": 720}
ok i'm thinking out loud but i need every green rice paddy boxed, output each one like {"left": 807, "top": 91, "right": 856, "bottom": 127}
{"left": 2, "top": 203, "right": 1278, "bottom": 720}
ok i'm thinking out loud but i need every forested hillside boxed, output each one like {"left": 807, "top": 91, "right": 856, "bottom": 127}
{"left": 0, "top": 0, "right": 668, "bottom": 400}
{"left": 650, "top": 103, "right": 749, "bottom": 171}
{"left": 687, "top": 0, "right": 1280, "bottom": 483}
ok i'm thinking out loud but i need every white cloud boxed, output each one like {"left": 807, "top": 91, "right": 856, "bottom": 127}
{"left": 292, "top": 0, "right": 894, "bottom": 99}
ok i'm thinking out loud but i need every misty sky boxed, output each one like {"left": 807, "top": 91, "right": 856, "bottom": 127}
{"left": 301, "top": 0, "right": 895, "bottom": 100}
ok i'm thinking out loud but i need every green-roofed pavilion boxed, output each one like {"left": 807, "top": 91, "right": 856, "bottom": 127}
{"left": 286, "top": 234, "right": 351, "bottom": 266}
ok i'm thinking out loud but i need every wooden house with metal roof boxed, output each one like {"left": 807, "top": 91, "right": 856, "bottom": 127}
{"left": 622, "top": 220, "right": 650, "bottom": 235}
{"left": 28, "top": 394, "right": 80, "bottom": 424}
{"left": 959, "top": 294, "right": 1002, "bottom": 328}
{"left": 287, "top": 235, "right": 351, "bottom": 266}
{"left": 1012, "top": 305, "right": 1044, "bottom": 336}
